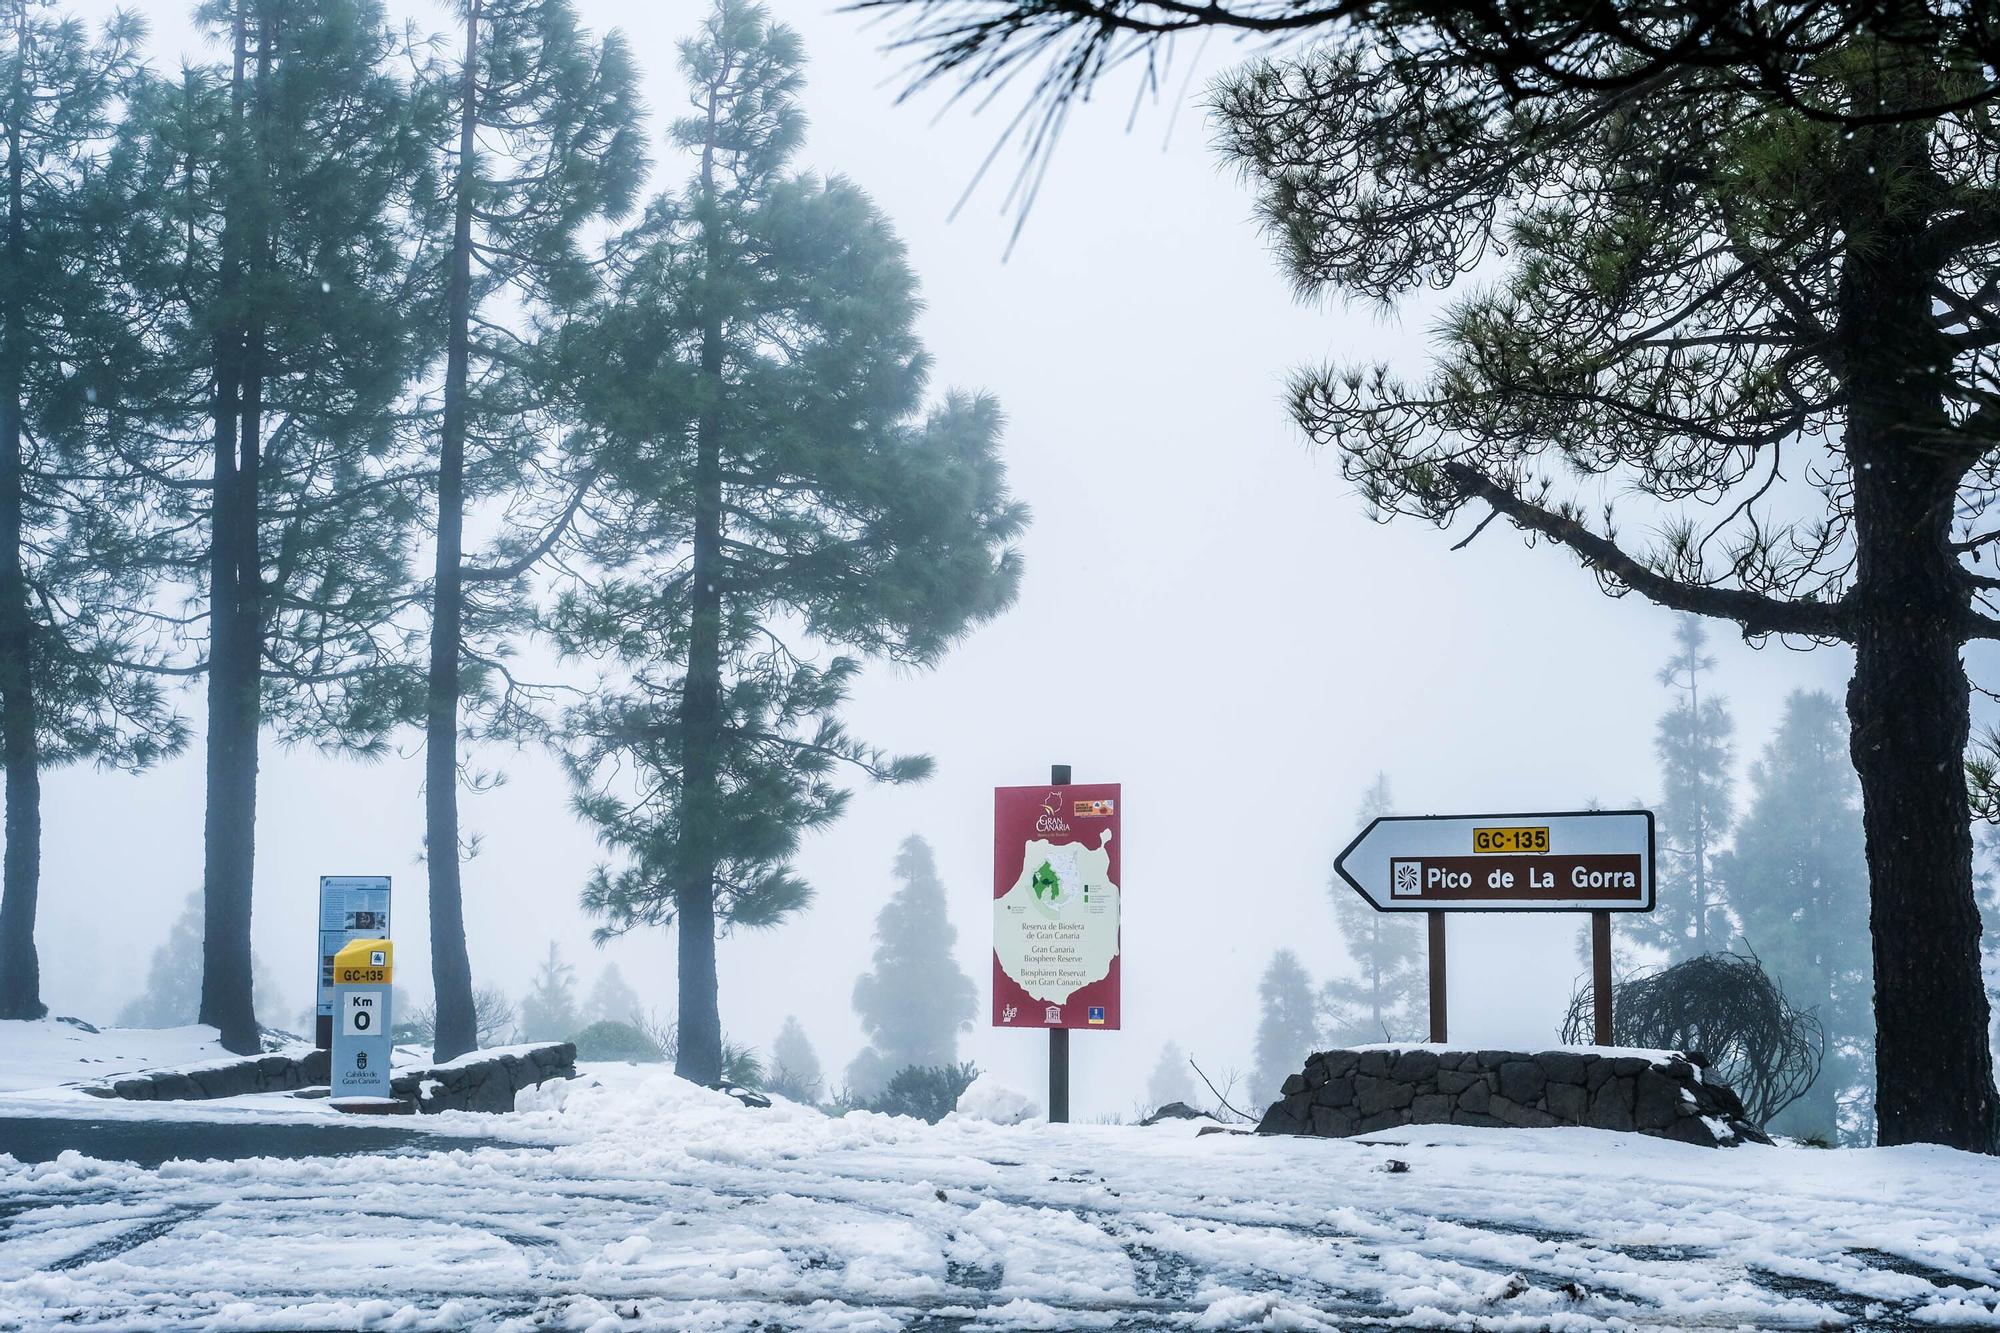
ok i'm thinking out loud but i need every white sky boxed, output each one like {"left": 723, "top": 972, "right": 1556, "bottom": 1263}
{"left": 40, "top": 0, "right": 1881, "bottom": 1117}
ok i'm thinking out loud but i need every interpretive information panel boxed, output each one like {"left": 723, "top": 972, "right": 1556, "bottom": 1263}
{"left": 316, "top": 876, "right": 391, "bottom": 1020}
{"left": 993, "top": 783, "right": 1121, "bottom": 1029}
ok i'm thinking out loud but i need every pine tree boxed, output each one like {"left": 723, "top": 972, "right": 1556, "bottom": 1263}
{"left": 117, "top": 0, "right": 434, "bottom": 1052}
{"left": 1722, "top": 691, "right": 1871, "bottom": 1140}
{"left": 584, "top": 960, "right": 643, "bottom": 1026}
{"left": 413, "top": 0, "right": 643, "bottom": 1062}
{"left": 1215, "top": 23, "right": 2000, "bottom": 1151}
{"left": 1322, "top": 774, "right": 1423, "bottom": 1042}
{"left": 1633, "top": 616, "right": 1735, "bottom": 958}
{"left": 871, "top": 0, "right": 1999, "bottom": 149}
{"left": 517, "top": 941, "right": 580, "bottom": 1041}
{"left": 552, "top": 1, "right": 1024, "bottom": 1085}
{"left": 767, "top": 1014, "right": 822, "bottom": 1104}
{"left": 0, "top": 5, "right": 186, "bottom": 1020}
{"left": 1146, "top": 1040, "right": 1195, "bottom": 1110}
{"left": 118, "top": 891, "right": 283, "bottom": 1030}
{"left": 1253, "top": 949, "right": 1320, "bottom": 1101}
{"left": 844, "top": 837, "right": 978, "bottom": 1099}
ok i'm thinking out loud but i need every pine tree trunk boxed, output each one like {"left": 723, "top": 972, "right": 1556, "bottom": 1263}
{"left": 198, "top": 3, "right": 265, "bottom": 1055}
{"left": 1846, "top": 555, "right": 1997, "bottom": 1151}
{"left": 1839, "top": 112, "right": 1998, "bottom": 1153}
{"left": 674, "top": 89, "right": 728, "bottom": 1087}
{"left": 675, "top": 363, "right": 724, "bottom": 1085}
{"left": 199, "top": 382, "right": 260, "bottom": 1051}
{"left": 425, "top": 0, "right": 481, "bottom": 1064}
{"left": 0, "top": 17, "right": 46, "bottom": 1021}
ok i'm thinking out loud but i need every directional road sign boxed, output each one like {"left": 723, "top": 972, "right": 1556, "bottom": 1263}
{"left": 1334, "top": 810, "right": 1655, "bottom": 913}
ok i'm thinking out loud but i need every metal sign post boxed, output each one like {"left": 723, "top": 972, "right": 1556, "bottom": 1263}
{"left": 1428, "top": 912, "right": 1447, "bottom": 1044}
{"left": 1048, "top": 763, "right": 1071, "bottom": 1123}
{"left": 1334, "top": 810, "right": 1655, "bottom": 1046}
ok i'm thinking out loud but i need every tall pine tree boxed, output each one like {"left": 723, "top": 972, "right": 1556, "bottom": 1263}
{"left": 0, "top": 5, "right": 185, "bottom": 1020}
{"left": 552, "top": 0, "right": 1024, "bottom": 1085}
{"left": 1146, "top": 1041, "right": 1195, "bottom": 1111}
{"left": 845, "top": 836, "right": 977, "bottom": 1099}
{"left": 1635, "top": 616, "right": 1735, "bottom": 958}
{"left": 767, "top": 1014, "right": 822, "bottom": 1104}
{"left": 1214, "top": 10, "right": 2000, "bottom": 1152}
{"left": 517, "top": 941, "right": 580, "bottom": 1040}
{"left": 118, "top": 890, "right": 285, "bottom": 1029}
{"left": 412, "top": 0, "right": 643, "bottom": 1062}
{"left": 1253, "top": 948, "right": 1320, "bottom": 1100}
{"left": 1722, "top": 691, "right": 1872, "bottom": 1140}
{"left": 584, "top": 960, "right": 642, "bottom": 1025}
{"left": 119, "top": 0, "right": 433, "bottom": 1050}
{"left": 1322, "top": 774, "right": 1422, "bottom": 1042}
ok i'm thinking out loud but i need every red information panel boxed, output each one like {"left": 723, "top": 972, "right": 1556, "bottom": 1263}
{"left": 993, "top": 783, "right": 1121, "bottom": 1030}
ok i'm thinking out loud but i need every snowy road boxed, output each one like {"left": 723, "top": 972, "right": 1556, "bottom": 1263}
{"left": 4, "top": 1070, "right": 1999, "bottom": 1331}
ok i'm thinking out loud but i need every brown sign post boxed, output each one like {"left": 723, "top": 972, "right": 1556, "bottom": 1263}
{"left": 1428, "top": 912, "right": 1447, "bottom": 1044}
{"left": 1334, "top": 811, "right": 1655, "bottom": 1044}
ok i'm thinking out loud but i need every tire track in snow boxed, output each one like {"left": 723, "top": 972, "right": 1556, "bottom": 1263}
{"left": 44, "top": 1203, "right": 215, "bottom": 1272}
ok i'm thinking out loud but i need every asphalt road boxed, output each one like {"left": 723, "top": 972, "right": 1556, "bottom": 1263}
{"left": 0, "top": 1114, "right": 511, "bottom": 1167}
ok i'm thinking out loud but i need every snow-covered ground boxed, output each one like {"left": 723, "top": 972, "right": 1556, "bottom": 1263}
{"left": 4, "top": 1058, "right": 2000, "bottom": 1331}
{"left": 0, "top": 1021, "right": 248, "bottom": 1095}
{"left": 0, "top": 1019, "right": 494, "bottom": 1132}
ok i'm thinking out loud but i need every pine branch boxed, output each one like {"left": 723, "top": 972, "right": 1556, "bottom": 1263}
{"left": 1442, "top": 461, "right": 1851, "bottom": 640}
{"left": 462, "top": 465, "right": 597, "bottom": 583}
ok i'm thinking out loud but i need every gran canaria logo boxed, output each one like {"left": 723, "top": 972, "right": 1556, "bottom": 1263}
{"left": 1035, "top": 791, "right": 1070, "bottom": 834}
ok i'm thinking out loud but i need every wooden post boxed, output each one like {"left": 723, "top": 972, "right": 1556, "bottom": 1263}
{"left": 1048, "top": 763, "right": 1072, "bottom": 1123}
{"left": 1427, "top": 910, "right": 1447, "bottom": 1044}
{"left": 1591, "top": 909, "right": 1614, "bottom": 1045}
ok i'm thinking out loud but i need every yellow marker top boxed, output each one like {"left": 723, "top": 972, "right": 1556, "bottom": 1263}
{"left": 332, "top": 937, "right": 393, "bottom": 986}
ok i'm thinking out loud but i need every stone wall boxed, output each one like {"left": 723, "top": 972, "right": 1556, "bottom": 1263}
{"left": 82, "top": 1042, "right": 575, "bottom": 1114}
{"left": 394, "top": 1044, "right": 576, "bottom": 1113}
{"left": 1255, "top": 1047, "right": 1769, "bottom": 1147}
{"left": 82, "top": 1050, "right": 331, "bottom": 1102}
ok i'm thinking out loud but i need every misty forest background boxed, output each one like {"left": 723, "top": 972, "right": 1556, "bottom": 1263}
{"left": 6, "top": 0, "right": 2000, "bottom": 1139}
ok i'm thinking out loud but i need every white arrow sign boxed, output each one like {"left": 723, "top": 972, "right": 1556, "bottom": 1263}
{"left": 1334, "top": 810, "right": 1654, "bottom": 912}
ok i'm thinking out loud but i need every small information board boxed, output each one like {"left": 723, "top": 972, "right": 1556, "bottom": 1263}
{"left": 992, "top": 782, "right": 1122, "bottom": 1031}
{"left": 317, "top": 875, "right": 390, "bottom": 1047}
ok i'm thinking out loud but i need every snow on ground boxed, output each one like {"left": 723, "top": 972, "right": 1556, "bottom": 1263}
{"left": 950, "top": 1074, "right": 1041, "bottom": 1126}
{"left": 3, "top": 1063, "right": 2000, "bottom": 1330}
{"left": 0, "top": 1020, "right": 245, "bottom": 1095}
{"left": 0, "top": 1019, "right": 504, "bottom": 1133}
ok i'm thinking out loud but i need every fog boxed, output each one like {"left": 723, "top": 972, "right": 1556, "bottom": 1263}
{"left": 40, "top": 0, "right": 1863, "bottom": 1118}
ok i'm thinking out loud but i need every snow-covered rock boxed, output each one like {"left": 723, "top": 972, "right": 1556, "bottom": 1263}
{"left": 950, "top": 1072, "right": 1041, "bottom": 1125}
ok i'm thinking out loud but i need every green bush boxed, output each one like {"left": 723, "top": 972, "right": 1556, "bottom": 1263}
{"left": 569, "top": 1019, "right": 666, "bottom": 1063}
{"left": 721, "top": 1042, "right": 764, "bottom": 1090}
{"left": 868, "top": 1062, "right": 978, "bottom": 1123}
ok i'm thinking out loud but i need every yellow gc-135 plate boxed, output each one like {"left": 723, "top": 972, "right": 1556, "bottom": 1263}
{"left": 332, "top": 937, "right": 393, "bottom": 985}
{"left": 1472, "top": 825, "right": 1550, "bottom": 854}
